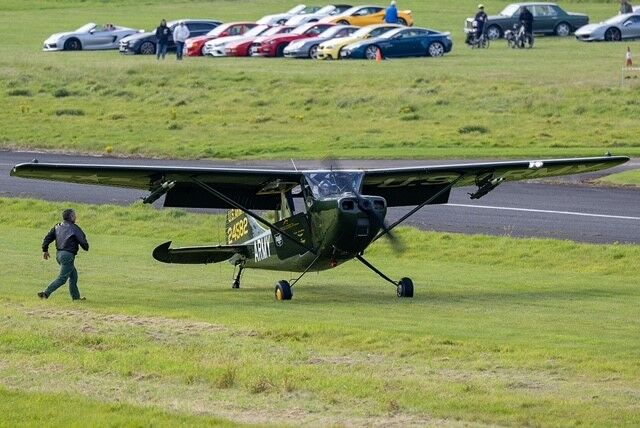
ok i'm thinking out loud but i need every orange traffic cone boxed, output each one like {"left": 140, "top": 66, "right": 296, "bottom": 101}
{"left": 376, "top": 48, "right": 383, "bottom": 63}
{"left": 626, "top": 46, "right": 633, "bottom": 67}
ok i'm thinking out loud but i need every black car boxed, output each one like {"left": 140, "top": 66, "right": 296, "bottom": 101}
{"left": 119, "top": 19, "right": 222, "bottom": 54}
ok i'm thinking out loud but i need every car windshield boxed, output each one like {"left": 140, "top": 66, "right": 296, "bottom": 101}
{"left": 317, "top": 5, "right": 336, "bottom": 14}
{"left": 379, "top": 28, "right": 404, "bottom": 39}
{"left": 244, "top": 25, "right": 269, "bottom": 37}
{"left": 352, "top": 26, "right": 378, "bottom": 37}
{"left": 75, "top": 23, "right": 96, "bottom": 33}
{"left": 287, "top": 5, "right": 306, "bottom": 14}
{"left": 206, "top": 25, "right": 231, "bottom": 37}
{"left": 603, "top": 15, "right": 627, "bottom": 25}
{"left": 318, "top": 26, "right": 343, "bottom": 37}
{"left": 340, "top": 6, "right": 361, "bottom": 16}
{"left": 500, "top": 5, "right": 520, "bottom": 16}
{"left": 263, "top": 27, "right": 286, "bottom": 36}
{"left": 304, "top": 171, "right": 363, "bottom": 198}
{"left": 292, "top": 24, "right": 316, "bottom": 35}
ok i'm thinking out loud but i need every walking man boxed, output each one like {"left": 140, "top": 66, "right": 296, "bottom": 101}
{"left": 173, "top": 21, "right": 190, "bottom": 60}
{"left": 39, "top": 209, "right": 89, "bottom": 301}
{"left": 155, "top": 19, "right": 171, "bottom": 60}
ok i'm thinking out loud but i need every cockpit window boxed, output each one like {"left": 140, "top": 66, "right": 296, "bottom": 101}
{"left": 303, "top": 171, "right": 363, "bottom": 198}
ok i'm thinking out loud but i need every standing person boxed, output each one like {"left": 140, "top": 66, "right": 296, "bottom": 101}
{"left": 475, "top": 4, "right": 488, "bottom": 42}
{"left": 385, "top": 0, "right": 399, "bottom": 24}
{"left": 173, "top": 21, "right": 190, "bottom": 60}
{"left": 38, "top": 209, "right": 89, "bottom": 301}
{"left": 155, "top": 19, "right": 171, "bottom": 60}
{"left": 519, "top": 6, "right": 534, "bottom": 46}
{"left": 620, "top": 0, "right": 633, "bottom": 14}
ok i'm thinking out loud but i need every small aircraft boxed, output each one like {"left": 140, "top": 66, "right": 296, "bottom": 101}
{"left": 11, "top": 155, "right": 628, "bottom": 300}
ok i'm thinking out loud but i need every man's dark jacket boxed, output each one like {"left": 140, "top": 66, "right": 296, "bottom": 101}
{"left": 519, "top": 8, "right": 534, "bottom": 33}
{"left": 42, "top": 221, "right": 89, "bottom": 255}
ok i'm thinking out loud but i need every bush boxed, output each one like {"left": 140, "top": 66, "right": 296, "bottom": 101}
{"left": 53, "top": 88, "right": 71, "bottom": 98}
{"left": 7, "top": 89, "right": 31, "bottom": 97}
{"left": 54, "top": 109, "right": 84, "bottom": 116}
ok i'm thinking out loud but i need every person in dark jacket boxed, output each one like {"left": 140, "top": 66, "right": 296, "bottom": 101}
{"left": 38, "top": 209, "right": 89, "bottom": 300}
{"left": 155, "top": 19, "right": 172, "bottom": 60}
{"left": 519, "top": 6, "right": 534, "bottom": 45}
{"left": 475, "top": 4, "right": 488, "bottom": 41}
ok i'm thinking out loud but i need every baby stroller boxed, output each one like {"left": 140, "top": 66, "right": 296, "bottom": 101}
{"left": 465, "top": 20, "right": 490, "bottom": 49}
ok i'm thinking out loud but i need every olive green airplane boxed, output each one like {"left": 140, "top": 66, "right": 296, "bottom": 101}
{"left": 11, "top": 155, "right": 628, "bottom": 300}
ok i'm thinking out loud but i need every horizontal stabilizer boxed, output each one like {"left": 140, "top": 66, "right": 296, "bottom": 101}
{"left": 152, "top": 241, "right": 247, "bottom": 264}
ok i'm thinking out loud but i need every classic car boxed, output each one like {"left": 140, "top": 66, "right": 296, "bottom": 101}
{"left": 257, "top": 5, "right": 321, "bottom": 26}
{"left": 43, "top": 23, "right": 141, "bottom": 51}
{"left": 575, "top": 13, "right": 640, "bottom": 41}
{"left": 283, "top": 25, "right": 357, "bottom": 58}
{"left": 254, "top": 22, "right": 334, "bottom": 57}
{"left": 464, "top": 2, "right": 588, "bottom": 40}
{"left": 119, "top": 19, "right": 221, "bottom": 54}
{"left": 285, "top": 4, "right": 352, "bottom": 26}
{"left": 340, "top": 27, "right": 452, "bottom": 59}
{"left": 184, "top": 22, "right": 257, "bottom": 56}
{"left": 316, "top": 23, "right": 401, "bottom": 59}
{"left": 320, "top": 5, "right": 413, "bottom": 27}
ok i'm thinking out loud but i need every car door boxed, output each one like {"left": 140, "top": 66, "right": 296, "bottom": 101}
{"left": 531, "top": 5, "right": 558, "bottom": 33}
{"left": 350, "top": 7, "right": 383, "bottom": 26}
{"left": 385, "top": 29, "right": 416, "bottom": 57}
{"left": 85, "top": 27, "right": 113, "bottom": 49}
{"left": 622, "top": 15, "right": 640, "bottom": 38}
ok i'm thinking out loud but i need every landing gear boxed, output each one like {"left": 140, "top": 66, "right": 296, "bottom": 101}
{"left": 275, "top": 280, "right": 292, "bottom": 301}
{"left": 397, "top": 277, "right": 414, "bottom": 298}
{"left": 232, "top": 263, "right": 244, "bottom": 289}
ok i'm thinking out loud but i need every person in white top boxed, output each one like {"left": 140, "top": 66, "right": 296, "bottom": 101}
{"left": 173, "top": 21, "right": 190, "bottom": 60}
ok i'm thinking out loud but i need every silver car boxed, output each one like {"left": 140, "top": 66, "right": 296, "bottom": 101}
{"left": 285, "top": 4, "right": 352, "bottom": 26}
{"left": 43, "top": 23, "right": 141, "bottom": 51}
{"left": 575, "top": 13, "right": 640, "bottom": 41}
{"left": 284, "top": 25, "right": 357, "bottom": 58}
{"left": 257, "top": 4, "right": 321, "bottom": 26}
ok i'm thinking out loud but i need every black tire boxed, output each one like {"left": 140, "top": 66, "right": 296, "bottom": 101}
{"left": 604, "top": 27, "right": 622, "bottom": 42}
{"left": 365, "top": 45, "right": 380, "bottom": 60}
{"left": 486, "top": 25, "right": 502, "bottom": 40}
{"left": 554, "top": 22, "right": 571, "bottom": 37}
{"left": 63, "top": 38, "right": 82, "bottom": 51}
{"left": 337, "top": 19, "right": 350, "bottom": 25}
{"left": 276, "top": 43, "right": 287, "bottom": 57}
{"left": 398, "top": 17, "right": 407, "bottom": 26}
{"left": 275, "top": 280, "right": 292, "bottom": 301}
{"left": 427, "top": 42, "right": 445, "bottom": 57}
{"left": 139, "top": 41, "right": 156, "bottom": 55}
{"left": 308, "top": 44, "right": 319, "bottom": 59}
{"left": 397, "top": 277, "right": 414, "bottom": 298}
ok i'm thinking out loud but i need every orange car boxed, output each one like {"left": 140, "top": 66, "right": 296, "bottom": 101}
{"left": 320, "top": 5, "right": 413, "bottom": 27}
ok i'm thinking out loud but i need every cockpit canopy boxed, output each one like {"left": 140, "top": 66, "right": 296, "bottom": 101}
{"left": 303, "top": 171, "right": 363, "bottom": 198}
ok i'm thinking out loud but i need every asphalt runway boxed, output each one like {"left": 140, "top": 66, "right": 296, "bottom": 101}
{"left": 2, "top": 150, "right": 638, "bottom": 244}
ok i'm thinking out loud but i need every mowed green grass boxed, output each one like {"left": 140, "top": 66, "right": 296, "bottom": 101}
{"left": 597, "top": 169, "right": 640, "bottom": 186}
{"left": 1, "top": 198, "right": 639, "bottom": 426}
{"left": 0, "top": 0, "right": 639, "bottom": 161}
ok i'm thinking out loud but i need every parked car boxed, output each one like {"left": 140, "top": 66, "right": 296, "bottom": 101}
{"left": 465, "top": 3, "right": 589, "bottom": 40}
{"left": 257, "top": 5, "right": 322, "bottom": 26}
{"left": 185, "top": 22, "right": 257, "bottom": 56}
{"left": 119, "top": 19, "right": 221, "bottom": 54}
{"left": 316, "top": 23, "right": 401, "bottom": 59}
{"left": 340, "top": 27, "right": 452, "bottom": 59}
{"left": 285, "top": 4, "right": 352, "bottom": 26}
{"left": 284, "top": 25, "right": 357, "bottom": 58}
{"left": 321, "top": 5, "right": 413, "bottom": 27}
{"left": 254, "top": 23, "right": 334, "bottom": 57}
{"left": 229, "top": 26, "right": 295, "bottom": 57}
{"left": 43, "top": 23, "right": 141, "bottom": 51}
{"left": 575, "top": 13, "right": 640, "bottom": 41}
{"left": 203, "top": 25, "right": 271, "bottom": 56}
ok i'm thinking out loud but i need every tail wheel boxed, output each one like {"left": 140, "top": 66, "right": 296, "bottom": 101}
{"left": 397, "top": 277, "right": 414, "bottom": 298}
{"left": 365, "top": 45, "right": 380, "bottom": 60}
{"left": 604, "top": 27, "right": 621, "bottom": 42}
{"left": 398, "top": 17, "right": 407, "bottom": 26}
{"left": 275, "top": 280, "right": 292, "bottom": 301}
{"left": 63, "top": 38, "right": 82, "bottom": 51}
{"left": 554, "top": 22, "right": 571, "bottom": 37}
{"left": 428, "top": 42, "right": 445, "bottom": 57}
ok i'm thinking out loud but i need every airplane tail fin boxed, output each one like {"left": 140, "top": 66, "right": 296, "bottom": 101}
{"left": 225, "top": 209, "right": 266, "bottom": 244}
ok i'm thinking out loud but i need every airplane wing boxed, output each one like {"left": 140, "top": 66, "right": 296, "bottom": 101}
{"left": 361, "top": 156, "right": 629, "bottom": 206}
{"left": 152, "top": 241, "right": 248, "bottom": 264}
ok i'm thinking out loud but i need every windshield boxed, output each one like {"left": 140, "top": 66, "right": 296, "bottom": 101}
{"left": 263, "top": 27, "right": 286, "bottom": 36}
{"left": 500, "top": 5, "right": 520, "bottom": 16}
{"left": 75, "top": 23, "right": 96, "bottom": 33}
{"left": 292, "top": 24, "right": 315, "bottom": 35}
{"left": 206, "top": 24, "right": 231, "bottom": 37}
{"left": 380, "top": 28, "right": 403, "bottom": 39}
{"left": 352, "top": 26, "right": 382, "bottom": 37}
{"left": 340, "top": 6, "right": 360, "bottom": 16}
{"left": 318, "top": 26, "right": 343, "bottom": 38}
{"left": 287, "top": 4, "right": 306, "bottom": 14}
{"left": 244, "top": 25, "right": 269, "bottom": 37}
{"left": 317, "top": 5, "right": 336, "bottom": 14}
{"left": 604, "top": 15, "right": 627, "bottom": 25}
{"left": 304, "top": 171, "right": 364, "bottom": 198}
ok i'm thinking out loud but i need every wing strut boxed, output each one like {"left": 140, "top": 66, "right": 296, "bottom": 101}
{"left": 372, "top": 174, "right": 467, "bottom": 244}
{"left": 190, "top": 176, "right": 316, "bottom": 254}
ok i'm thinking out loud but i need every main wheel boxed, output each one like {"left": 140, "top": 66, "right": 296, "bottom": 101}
{"left": 486, "top": 25, "right": 502, "bottom": 40}
{"left": 554, "top": 22, "right": 571, "bottom": 37}
{"left": 139, "top": 41, "right": 156, "bottom": 54}
{"left": 397, "top": 277, "right": 414, "bottom": 298}
{"left": 308, "top": 44, "right": 319, "bottom": 59}
{"left": 275, "top": 280, "right": 293, "bottom": 301}
{"left": 63, "top": 38, "right": 82, "bottom": 51}
{"left": 427, "top": 42, "right": 445, "bottom": 57}
{"left": 365, "top": 45, "right": 380, "bottom": 60}
{"left": 398, "top": 17, "right": 407, "bottom": 26}
{"left": 604, "top": 27, "right": 621, "bottom": 42}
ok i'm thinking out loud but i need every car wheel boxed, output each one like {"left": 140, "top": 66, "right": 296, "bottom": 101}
{"left": 63, "top": 38, "right": 82, "bottom": 51}
{"left": 139, "top": 41, "right": 155, "bottom": 54}
{"left": 604, "top": 27, "right": 622, "bottom": 42}
{"left": 337, "top": 19, "right": 350, "bottom": 25}
{"left": 276, "top": 44, "right": 287, "bottom": 57}
{"left": 428, "top": 42, "right": 445, "bottom": 57}
{"left": 365, "top": 45, "right": 380, "bottom": 60}
{"left": 398, "top": 17, "right": 407, "bottom": 26}
{"left": 486, "top": 25, "right": 502, "bottom": 40}
{"left": 309, "top": 44, "right": 319, "bottom": 59}
{"left": 554, "top": 22, "right": 571, "bottom": 37}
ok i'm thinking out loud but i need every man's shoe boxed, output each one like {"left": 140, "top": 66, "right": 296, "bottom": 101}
{"left": 72, "top": 297, "right": 86, "bottom": 301}
{"left": 37, "top": 292, "right": 48, "bottom": 299}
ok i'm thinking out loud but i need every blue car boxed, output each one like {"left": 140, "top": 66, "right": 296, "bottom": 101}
{"left": 340, "top": 27, "right": 452, "bottom": 59}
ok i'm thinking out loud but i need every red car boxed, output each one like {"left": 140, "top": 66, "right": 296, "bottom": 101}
{"left": 227, "top": 26, "right": 294, "bottom": 57}
{"left": 184, "top": 22, "right": 257, "bottom": 56}
{"left": 255, "top": 23, "right": 334, "bottom": 57}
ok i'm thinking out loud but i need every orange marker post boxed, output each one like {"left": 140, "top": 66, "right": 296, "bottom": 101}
{"left": 626, "top": 47, "right": 633, "bottom": 67}
{"left": 376, "top": 48, "right": 383, "bottom": 63}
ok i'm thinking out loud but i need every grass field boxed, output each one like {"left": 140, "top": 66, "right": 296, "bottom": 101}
{"left": 597, "top": 169, "right": 640, "bottom": 186}
{"left": 1, "top": 198, "right": 639, "bottom": 426}
{"left": 0, "top": 0, "right": 639, "bottom": 163}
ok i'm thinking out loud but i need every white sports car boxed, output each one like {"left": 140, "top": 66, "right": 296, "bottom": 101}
{"left": 43, "top": 23, "right": 141, "bottom": 51}
{"left": 575, "top": 13, "right": 640, "bottom": 41}
{"left": 285, "top": 4, "right": 352, "bottom": 26}
{"left": 257, "top": 4, "right": 321, "bottom": 26}
{"left": 203, "top": 25, "right": 271, "bottom": 56}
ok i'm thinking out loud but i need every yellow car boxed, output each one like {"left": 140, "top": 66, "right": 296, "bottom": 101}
{"left": 317, "top": 24, "right": 402, "bottom": 59}
{"left": 320, "top": 5, "right": 414, "bottom": 27}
